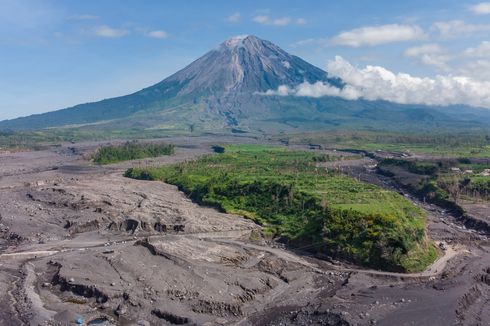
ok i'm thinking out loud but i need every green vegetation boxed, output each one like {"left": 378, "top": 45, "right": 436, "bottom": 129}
{"left": 378, "top": 158, "right": 490, "bottom": 208}
{"left": 281, "top": 131, "right": 490, "bottom": 157}
{"left": 0, "top": 124, "right": 208, "bottom": 152}
{"left": 2, "top": 127, "right": 489, "bottom": 159}
{"left": 437, "top": 174, "right": 490, "bottom": 201}
{"left": 380, "top": 159, "right": 439, "bottom": 176}
{"left": 468, "top": 176, "right": 490, "bottom": 199}
{"left": 93, "top": 141, "right": 174, "bottom": 165}
{"left": 125, "top": 144, "right": 435, "bottom": 272}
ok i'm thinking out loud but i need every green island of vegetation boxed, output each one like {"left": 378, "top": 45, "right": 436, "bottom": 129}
{"left": 125, "top": 144, "right": 436, "bottom": 272}
{"left": 93, "top": 141, "right": 174, "bottom": 165}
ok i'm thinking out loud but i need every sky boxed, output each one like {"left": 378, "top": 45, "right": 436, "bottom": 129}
{"left": 1, "top": 0, "right": 490, "bottom": 120}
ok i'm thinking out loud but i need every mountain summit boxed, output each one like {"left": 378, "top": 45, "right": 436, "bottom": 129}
{"left": 159, "top": 35, "right": 336, "bottom": 95}
{"left": 1, "top": 35, "right": 489, "bottom": 133}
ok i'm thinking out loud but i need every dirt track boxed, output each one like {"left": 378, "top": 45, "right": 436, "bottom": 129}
{"left": 1, "top": 138, "right": 490, "bottom": 325}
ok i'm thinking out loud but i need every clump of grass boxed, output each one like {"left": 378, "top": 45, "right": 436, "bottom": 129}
{"left": 93, "top": 141, "right": 174, "bottom": 165}
{"left": 125, "top": 144, "right": 434, "bottom": 272}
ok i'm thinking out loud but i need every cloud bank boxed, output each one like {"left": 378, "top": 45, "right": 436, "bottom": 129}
{"left": 264, "top": 56, "right": 490, "bottom": 109}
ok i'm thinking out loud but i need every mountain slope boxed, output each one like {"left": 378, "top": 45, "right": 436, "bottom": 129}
{"left": 1, "top": 35, "right": 489, "bottom": 134}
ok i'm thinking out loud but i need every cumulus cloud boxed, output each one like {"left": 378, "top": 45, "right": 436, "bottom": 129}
{"left": 252, "top": 15, "right": 306, "bottom": 26}
{"left": 146, "top": 30, "right": 168, "bottom": 39}
{"left": 469, "top": 2, "right": 490, "bottom": 14}
{"left": 264, "top": 82, "right": 361, "bottom": 100}
{"left": 262, "top": 56, "right": 490, "bottom": 109}
{"left": 227, "top": 12, "right": 241, "bottom": 23}
{"left": 403, "top": 44, "right": 452, "bottom": 71}
{"left": 93, "top": 25, "right": 128, "bottom": 38}
{"left": 431, "top": 20, "right": 490, "bottom": 38}
{"left": 331, "top": 24, "right": 426, "bottom": 47}
{"left": 464, "top": 41, "right": 490, "bottom": 57}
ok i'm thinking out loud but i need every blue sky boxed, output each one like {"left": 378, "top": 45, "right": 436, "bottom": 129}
{"left": 1, "top": 0, "right": 490, "bottom": 120}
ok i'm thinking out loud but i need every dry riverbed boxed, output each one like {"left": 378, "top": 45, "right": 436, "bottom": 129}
{"left": 1, "top": 137, "right": 489, "bottom": 326}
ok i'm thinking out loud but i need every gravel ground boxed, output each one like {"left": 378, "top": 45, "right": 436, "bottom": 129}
{"left": 0, "top": 137, "right": 489, "bottom": 326}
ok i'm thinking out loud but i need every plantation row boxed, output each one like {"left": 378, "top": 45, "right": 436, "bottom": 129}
{"left": 125, "top": 144, "right": 435, "bottom": 272}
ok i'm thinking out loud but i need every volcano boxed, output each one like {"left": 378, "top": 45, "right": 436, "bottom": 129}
{"left": 1, "top": 35, "right": 489, "bottom": 133}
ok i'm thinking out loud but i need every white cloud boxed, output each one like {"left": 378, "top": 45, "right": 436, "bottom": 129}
{"left": 227, "top": 12, "right": 241, "bottom": 23}
{"left": 93, "top": 25, "right": 128, "bottom": 38}
{"left": 290, "top": 38, "right": 329, "bottom": 48}
{"left": 403, "top": 44, "right": 442, "bottom": 57}
{"left": 403, "top": 44, "right": 452, "bottom": 71}
{"left": 431, "top": 20, "right": 490, "bottom": 38}
{"left": 252, "top": 15, "right": 305, "bottom": 26}
{"left": 262, "top": 56, "right": 490, "bottom": 109}
{"left": 272, "top": 17, "right": 291, "bottom": 26}
{"left": 469, "top": 2, "right": 490, "bottom": 14}
{"left": 264, "top": 81, "right": 361, "bottom": 100}
{"left": 464, "top": 41, "right": 490, "bottom": 57}
{"left": 461, "top": 59, "right": 490, "bottom": 82}
{"left": 331, "top": 24, "right": 426, "bottom": 47}
{"left": 146, "top": 30, "right": 168, "bottom": 39}
{"left": 252, "top": 15, "right": 290, "bottom": 26}
{"left": 252, "top": 15, "right": 269, "bottom": 24}
{"left": 296, "top": 18, "right": 307, "bottom": 25}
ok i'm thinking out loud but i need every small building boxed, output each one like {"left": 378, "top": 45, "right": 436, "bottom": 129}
{"left": 463, "top": 170, "right": 474, "bottom": 175}
{"left": 450, "top": 167, "right": 461, "bottom": 173}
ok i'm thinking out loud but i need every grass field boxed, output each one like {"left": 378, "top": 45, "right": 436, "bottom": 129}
{"left": 125, "top": 144, "right": 436, "bottom": 272}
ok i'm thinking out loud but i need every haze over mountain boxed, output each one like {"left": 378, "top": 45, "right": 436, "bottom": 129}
{"left": 1, "top": 35, "right": 490, "bottom": 134}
